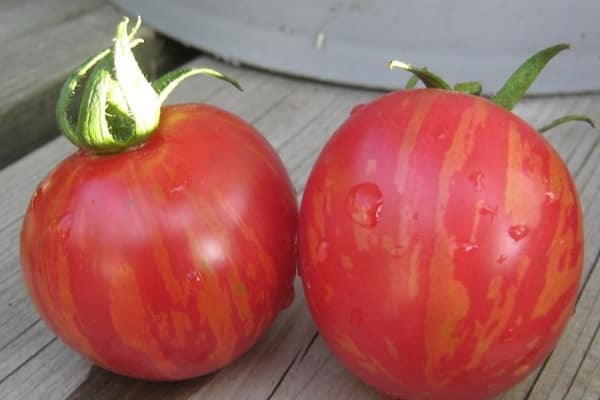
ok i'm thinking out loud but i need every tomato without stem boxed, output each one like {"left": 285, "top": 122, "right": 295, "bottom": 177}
{"left": 20, "top": 104, "right": 297, "bottom": 379}
{"left": 299, "top": 89, "right": 583, "bottom": 399}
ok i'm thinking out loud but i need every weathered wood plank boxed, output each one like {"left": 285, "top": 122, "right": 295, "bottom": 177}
{"left": 270, "top": 335, "right": 380, "bottom": 400}
{"left": 0, "top": 340, "right": 90, "bottom": 400}
{"left": 0, "top": 2, "right": 196, "bottom": 169}
{"left": 564, "top": 268, "right": 600, "bottom": 400}
{"left": 0, "top": 0, "right": 104, "bottom": 41}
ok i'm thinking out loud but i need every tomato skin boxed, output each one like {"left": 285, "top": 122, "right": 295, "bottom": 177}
{"left": 20, "top": 104, "right": 297, "bottom": 380}
{"left": 298, "top": 89, "right": 582, "bottom": 399}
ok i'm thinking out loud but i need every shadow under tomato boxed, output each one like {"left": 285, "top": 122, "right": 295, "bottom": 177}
{"left": 66, "top": 365, "right": 218, "bottom": 400}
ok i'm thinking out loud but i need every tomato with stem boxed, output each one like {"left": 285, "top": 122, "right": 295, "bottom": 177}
{"left": 298, "top": 44, "right": 594, "bottom": 399}
{"left": 20, "top": 18, "right": 297, "bottom": 380}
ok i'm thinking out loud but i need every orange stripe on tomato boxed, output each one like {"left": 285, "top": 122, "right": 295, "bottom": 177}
{"left": 424, "top": 99, "right": 489, "bottom": 384}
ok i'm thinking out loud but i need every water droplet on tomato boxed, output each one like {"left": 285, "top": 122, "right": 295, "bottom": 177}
{"left": 170, "top": 184, "right": 185, "bottom": 194}
{"left": 350, "top": 309, "right": 364, "bottom": 327}
{"left": 186, "top": 270, "right": 202, "bottom": 284}
{"left": 500, "top": 328, "right": 515, "bottom": 343}
{"left": 456, "top": 242, "right": 479, "bottom": 253}
{"left": 346, "top": 183, "right": 383, "bottom": 228}
{"left": 479, "top": 205, "right": 498, "bottom": 220}
{"left": 350, "top": 104, "right": 366, "bottom": 115}
{"left": 57, "top": 213, "right": 73, "bottom": 239}
{"left": 316, "top": 241, "right": 329, "bottom": 262}
{"left": 454, "top": 242, "right": 479, "bottom": 255}
{"left": 509, "top": 225, "right": 529, "bottom": 242}
{"left": 544, "top": 191, "right": 557, "bottom": 205}
{"left": 497, "top": 254, "right": 508, "bottom": 264}
{"left": 468, "top": 170, "right": 485, "bottom": 192}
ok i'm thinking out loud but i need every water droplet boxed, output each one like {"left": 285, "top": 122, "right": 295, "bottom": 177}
{"left": 544, "top": 191, "right": 557, "bottom": 205}
{"left": 500, "top": 328, "right": 515, "bottom": 343}
{"left": 350, "top": 104, "right": 366, "bottom": 115}
{"left": 186, "top": 270, "right": 202, "bottom": 283}
{"left": 459, "top": 242, "right": 479, "bottom": 253}
{"left": 454, "top": 241, "right": 479, "bottom": 257}
{"left": 316, "top": 241, "right": 329, "bottom": 262}
{"left": 412, "top": 212, "right": 420, "bottom": 221}
{"left": 479, "top": 205, "right": 498, "bottom": 220}
{"left": 56, "top": 213, "right": 73, "bottom": 239}
{"left": 387, "top": 246, "right": 405, "bottom": 257}
{"left": 350, "top": 309, "right": 364, "bottom": 327}
{"left": 468, "top": 170, "right": 485, "bottom": 192}
{"left": 346, "top": 183, "right": 383, "bottom": 228}
{"left": 497, "top": 255, "right": 508, "bottom": 264}
{"left": 170, "top": 184, "right": 185, "bottom": 194}
{"left": 509, "top": 225, "right": 529, "bottom": 242}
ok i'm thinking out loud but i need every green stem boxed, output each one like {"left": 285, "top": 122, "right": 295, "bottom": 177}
{"left": 538, "top": 114, "right": 596, "bottom": 133}
{"left": 153, "top": 68, "right": 242, "bottom": 103}
{"left": 491, "top": 44, "right": 570, "bottom": 110}
{"left": 387, "top": 44, "right": 595, "bottom": 136}
{"left": 388, "top": 61, "right": 451, "bottom": 90}
{"left": 404, "top": 75, "right": 418, "bottom": 89}
{"left": 56, "top": 17, "right": 241, "bottom": 154}
{"left": 453, "top": 81, "right": 482, "bottom": 95}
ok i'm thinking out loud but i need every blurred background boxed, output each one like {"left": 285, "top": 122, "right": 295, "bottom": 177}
{"left": 112, "top": 0, "right": 600, "bottom": 94}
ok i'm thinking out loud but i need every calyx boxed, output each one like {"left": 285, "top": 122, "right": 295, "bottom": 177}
{"left": 389, "top": 44, "right": 595, "bottom": 133}
{"left": 57, "top": 17, "right": 242, "bottom": 153}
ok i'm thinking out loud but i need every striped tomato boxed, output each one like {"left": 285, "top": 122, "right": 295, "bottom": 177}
{"left": 298, "top": 45, "right": 592, "bottom": 399}
{"left": 19, "top": 19, "right": 297, "bottom": 380}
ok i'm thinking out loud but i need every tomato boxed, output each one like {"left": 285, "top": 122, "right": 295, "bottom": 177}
{"left": 298, "top": 88, "right": 583, "bottom": 399}
{"left": 20, "top": 104, "right": 297, "bottom": 380}
{"left": 19, "top": 18, "right": 297, "bottom": 380}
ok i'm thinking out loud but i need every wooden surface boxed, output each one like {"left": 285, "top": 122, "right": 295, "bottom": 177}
{"left": 1, "top": 2, "right": 600, "bottom": 400}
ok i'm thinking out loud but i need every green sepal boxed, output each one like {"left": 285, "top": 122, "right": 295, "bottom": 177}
{"left": 538, "top": 114, "right": 596, "bottom": 133}
{"left": 453, "top": 81, "right": 482, "bottom": 95}
{"left": 153, "top": 67, "right": 242, "bottom": 103}
{"left": 492, "top": 44, "right": 570, "bottom": 110}
{"left": 389, "top": 61, "right": 451, "bottom": 90}
{"left": 75, "top": 58, "right": 114, "bottom": 150}
{"left": 56, "top": 48, "right": 111, "bottom": 147}
{"left": 404, "top": 75, "right": 419, "bottom": 89}
{"left": 113, "top": 17, "right": 161, "bottom": 140}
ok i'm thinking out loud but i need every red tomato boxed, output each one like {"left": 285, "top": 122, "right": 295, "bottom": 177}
{"left": 298, "top": 89, "right": 582, "bottom": 399}
{"left": 20, "top": 104, "right": 297, "bottom": 380}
